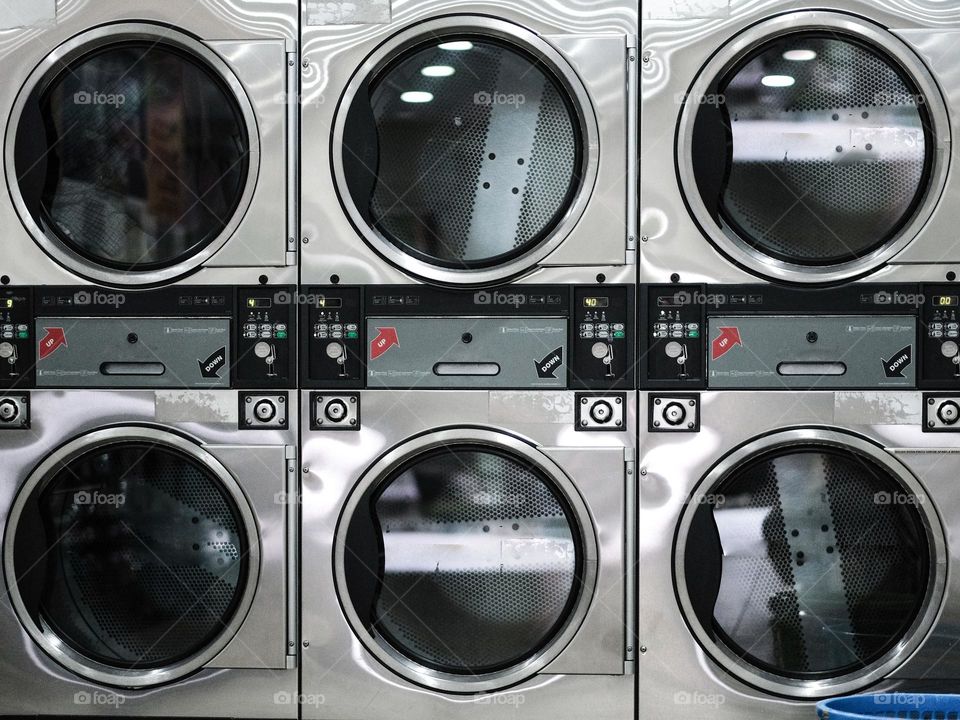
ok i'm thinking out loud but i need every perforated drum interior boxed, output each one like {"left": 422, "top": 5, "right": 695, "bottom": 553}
{"left": 682, "top": 442, "right": 932, "bottom": 687}
{"left": 10, "top": 439, "right": 250, "bottom": 674}
{"left": 339, "top": 34, "right": 584, "bottom": 271}
{"left": 342, "top": 444, "right": 584, "bottom": 680}
{"left": 688, "top": 30, "right": 936, "bottom": 273}
{"left": 13, "top": 37, "right": 251, "bottom": 274}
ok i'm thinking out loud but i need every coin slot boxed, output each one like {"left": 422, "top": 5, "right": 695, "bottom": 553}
{"left": 433, "top": 362, "right": 501, "bottom": 376}
{"left": 100, "top": 362, "right": 166, "bottom": 376}
{"left": 777, "top": 362, "right": 846, "bottom": 377}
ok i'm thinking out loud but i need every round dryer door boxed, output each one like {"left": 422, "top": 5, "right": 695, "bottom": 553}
{"left": 678, "top": 12, "right": 948, "bottom": 283}
{"left": 3, "top": 427, "right": 260, "bottom": 688}
{"left": 8, "top": 24, "right": 257, "bottom": 286}
{"left": 333, "top": 17, "right": 598, "bottom": 285}
{"left": 676, "top": 429, "right": 945, "bottom": 698}
{"left": 334, "top": 430, "right": 598, "bottom": 693}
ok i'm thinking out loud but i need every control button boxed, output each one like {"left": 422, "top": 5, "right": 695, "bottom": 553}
{"left": 325, "top": 399, "right": 348, "bottom": 423}
{"left": 596, "top": 323, "right": 609, "bottom": 332}
{"left": 671, "top": 330, "right": 683, "bottom": 338}
{"left": 581, "top": 330, "right": 595, "bottom": 339}
{"left": 948, "top": 323, "right": 959, "bottom": 331}
{"left": 331, "top": 331, "right": 343, "bottom": 339}
{"left": 665, "top": 341, "right": 684, "bottom": 359}
{"left": 0, "top": 342, "right": 13, "bottom": 359}
{"left": 949, "top": 331, "right": 959, "bottom": 339}
{"left": 260, "top": 324, "right": 273, "bottom": 332}
{"left": 613, "top": 323, "right": 625, "bottom": 331}
{"left": 317, "top": 324, "right": 329, "bottom": 332}
{"left": 654, "top": 323, "right": 668, "bottom": 332}
{"left": 597, "top": 330, "right": 610, "bottom": 339}
{"left": 346, "top": 331, "right": 359, "bottom": 339}
{"left": 275, "top": 324, "right": 287, "bottom": 332}
{"left": 2, "top": 332, "right": 12, "bottom": 340}
{"left": 938, "top": 400, "right": 960, "bottom": 425}
{"left": 547, "top": 295, "right": 562, "bottom": 305}
{"left": 686, "top": 323, "right": 699, "bottom": 331}
{"left": 253, "top": 399, "right": 277, "bottom": 423}
{"left": 331, "top": 324, "right": 343, "bottom": 332}
{"left": 931, "top": 330, "right": 944, "bottom": 338}
{"left": 613, "top": 331, "right": 626, "bottom": 339}
{"left": 670, "top": 323, "right": 683, "bottom": 332}
{"left": 244, "top": 331, "right": 257, "bottom": 339}
{"left": 2, "top": 325, "right": 11, "bottom": 332}
{"left": 653, "top": 330, "right": 668, "bottom": 339}
{"left": 591, "top": 342, "right": 610, "bottom": 359}
{"left": 662, "top": 402, "right": 686, "bottom": 426}
{"left": 942, "top": 341, "right": 959, "bottom": 359}
{"left": 275, "top": 331, "right": 288, "bottom": 339}
{"left": 932, "top": 323, "right": 944, "bottom": 331}
{"left": 317, "top": 331, "right": 329, "bottom": 340}
{"left": 589, "top": 400, "right": 614, "bottom": 424}
{"left": 326, "top": 342, "right": 344, "bottom": 360}
{"left": 260, "top": 330, "right": 272, "bottom": 339}
{"left": 254, "top": 341, "right": 272, "bottom": 359}
{"left": 244, "top": 324, "right": 257, "bottom": 332}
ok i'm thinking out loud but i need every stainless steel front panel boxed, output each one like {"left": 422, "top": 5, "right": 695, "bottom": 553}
{"left": 301, "top": 0, "right": 636, "bottom": 286}
{"left": 639, "top": 391, "right": 960, "bottom": 719}
{"left": 707, "top": 315, "right": 917, "bottom": 388}
{"left": 641, "top": 0, "right": 960, "bottom": 286}
{"left": 0, "top": 390, "right": 297, "bottom": 718}
{"left": 300, "top": 390, "right": 635, "bottom": 720}
{"left": 34, "top": 317, "right": 230, "bottom": 388}
{"left": 365, "top": 317, "right": 567, "bottom": 388}
{"left": 0, "top": 0, "right": 296, "bottom": 287}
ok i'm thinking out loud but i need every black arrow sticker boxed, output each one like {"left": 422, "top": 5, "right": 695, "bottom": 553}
{"left": 882, "top": 345, "right": 912, "bottom": 378}
{"left": 535, "top": 347, "right": 564, "bottom": 379}
{"left": 199, "top": 347, "right": 227, "bottom": 379}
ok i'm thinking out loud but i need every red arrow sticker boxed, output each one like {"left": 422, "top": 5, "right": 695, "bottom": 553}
{"left": 39, "top": 327, "right": 68, "bottom": 360}
{"left": 370, "top": 327, "right": 399, "bottom": 360}
{"left": 711, "top": 326, "right": 742, "bottom": 361}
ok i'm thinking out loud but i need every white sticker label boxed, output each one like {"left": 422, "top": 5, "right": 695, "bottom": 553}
{"left": 643, "top": 0, "right": 730, "bottom": 20}
{"left": 306, "top": 0, "right": 391, "bottom": 25}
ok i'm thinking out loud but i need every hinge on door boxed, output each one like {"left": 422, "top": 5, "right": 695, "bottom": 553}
{"left": 285, "top": 51, "right": 299, "bottom": 267}
{"left": 284, "top": 446, "right": 299, "bottom": 663}
{"left": 624, "top": 452, "right": 637, "bottom": 674}
{"left": 626, "top": 36, "right": 638, "bottom": 266}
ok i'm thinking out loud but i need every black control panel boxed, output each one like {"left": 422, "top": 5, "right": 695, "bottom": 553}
{"left": 642, "top": 284, "right": 958, "bottom": 390}
{"left": 1, "top": 286, "right": 296, "bottom": 389}
{"left": 302, "top": 285, "right": 635, "bottom": 390}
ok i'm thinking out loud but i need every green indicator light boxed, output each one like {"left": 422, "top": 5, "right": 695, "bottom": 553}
{"left": 347, "top": 331, "right": 359, "bottom": 339}
{"left": 688, "top": 331, "right": 699, "bottom": 338}
{"left": 17, "top": 332, "right": 28, "bottom": 339}
{"left": 275, "top": 331, "right": 287, "bottom": 339}
{"left": 613, "top": 331, "right": 625, "bottom": 338}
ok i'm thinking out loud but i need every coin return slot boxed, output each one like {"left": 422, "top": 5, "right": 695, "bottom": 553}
{"left": 433, "top": 362, "right": 501, "bottom": 377}
{"left": 100, "top": 362, "right": 166, "bottom": 376}
{"left": 777, "top": 362, "right": 847, "bottom": 377}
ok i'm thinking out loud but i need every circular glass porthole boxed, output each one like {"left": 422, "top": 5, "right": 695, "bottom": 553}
{"left": 333, "top": 17, "right": 598, "bottom": 285}
{"left": 334, "top": 430, "right": 597, "bottom": 692}
{"left": 678, "top": 12, "right": 949, "bottom": 283}
{"left": 3, "top": 427, "right": 259, "bottom": 688}
{"left": 675, "top": 429, "right": 945, "bottom": 698}
{"left": 7, "top": 24, "right": 258, "bottom": 286}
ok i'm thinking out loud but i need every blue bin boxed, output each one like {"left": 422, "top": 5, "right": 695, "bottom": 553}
{"left": 817, "top": 694, "right": 960, "bottom": 718}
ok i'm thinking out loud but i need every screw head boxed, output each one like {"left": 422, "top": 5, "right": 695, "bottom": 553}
{"left": 640, "top": 468, "right": 647, "bottom": 476}
{"left": 640, "top": 646, "right": 647, "bottom": 654}
{"left": 302, "top": 467, "right": 310, "bottom": 474}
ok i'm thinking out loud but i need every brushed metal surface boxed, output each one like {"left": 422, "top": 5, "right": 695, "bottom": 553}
{"left": 639, "top": 390, "right": 960, "bottom": 719}
{"left": 0, "top": 390, "right": 298, "bottom": 717}
{"left": 300, "top": 389, "right": 636, "bottom": 720}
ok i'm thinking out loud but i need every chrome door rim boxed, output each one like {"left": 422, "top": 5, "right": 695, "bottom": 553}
{"left": 331, "top": 16, "right": 600, "bottom": 286}
{"left": 673, "top": 427, "right": 947, "bottom": 698}
{"left": 4, "top": 23, "right": 261, "bottom": 287}
{"left": 333, "top": 428, "right": 599, "bottom": 693}
{"left": 675, "top": 11, "right": 950, "bottom": 284}
{"left": 2, "top": 426, "right": 261, "bottom": 688}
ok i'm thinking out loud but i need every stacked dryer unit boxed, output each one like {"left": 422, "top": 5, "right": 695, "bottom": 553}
{"left": 0, "top": 2, "right": 301, "bottom": 716}
{"left": 298, "top": 1, "right": 638, "bottom": 718}
{"left": 0, "top": 0, "right": 297, "bottom": 289}
{"left": 640, "top": 2, "right": 960, "bottom": 718}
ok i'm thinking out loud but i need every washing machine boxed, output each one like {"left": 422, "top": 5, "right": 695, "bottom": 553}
{"left": 0, "top": 284, "right": 298, "bottom": 716}
{"left": 299, "top": 389, "right": 635, "bottom": 719}
{"left": 638, "top": 282, "right": 960, "bottom": 718}
{"left": 640, "top": 1, "right": 960, "bottom": 286}
{"left": 300, "top": 0, "right": 637, "bottom": 288}
{"left": 0, "top": 0, "right": 297, "bottom": 288}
